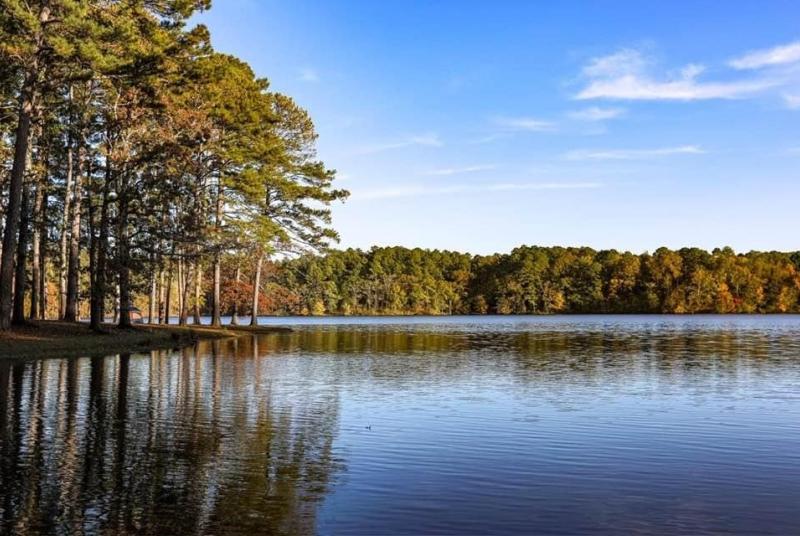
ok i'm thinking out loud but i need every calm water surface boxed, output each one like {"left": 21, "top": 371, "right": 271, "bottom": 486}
{"left": 2, "top": 315, "right": 800, "bottom": 535}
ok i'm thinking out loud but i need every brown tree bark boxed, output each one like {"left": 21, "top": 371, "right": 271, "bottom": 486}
{"left": 250, "top": 253, "right": 263, "bottom": 327}
{"left": 12, "top": 180, "right": 32, "bottom": 325}
{"left": 30, "top": 164, "right": 47, "bottom": 320}
{"left": 179, "top": 262, "right": 190, "bottom": 325}
{"left": 117, "top": 174, "right": 132, "bottom": 328}
{"left": 212, "top": 254, "right": 221, "bottom": 326}
{"left": 148, "top": 264, "right": 157, "bottom": 324}
{"left": 211, "top": 182, "right": 223, "bottom": 326}
{"left": 59, "top": 90, "right": 74, "bottom": 319}
{"left": 90, "top": 151, "right": 112, "bottom": 331}
{"left": 157, "top": 265, "right": 165, "bottom": 323}
{"left": 64, "top": 146, "right": 84, "bottom": 322}
{"left": 37, "top": 185, "right": 48, "bottom": 319}
{"left": 193, "top": 260, "right": 202, "bottom": 324}
{"left": 230, "top": 265, "right": 240, "bottom": 325}
{"left": 177, "top": 257, "right": 185, "bottom": 324}
{"left": 164, "top": 259, "right": 173, "bottom": 325}
{"left": 0, "top": 49, "right": 43, "bottom": 329}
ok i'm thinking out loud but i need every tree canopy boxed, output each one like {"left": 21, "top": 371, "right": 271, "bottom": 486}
{"left": 0, "top": 0, "right": 347, "bottom": 329}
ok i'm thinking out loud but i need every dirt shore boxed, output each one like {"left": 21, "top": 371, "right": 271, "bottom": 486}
{"left": 0, "top": 321, "right": 290, "bottom": 360}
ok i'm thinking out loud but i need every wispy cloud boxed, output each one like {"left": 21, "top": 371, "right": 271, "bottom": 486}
{"left": 567, "top": 106, "right": 626, "bottom": 121}
{"left": 472, "top": 116, "right": 555, "bottom": 144}
{"left": 582, "top": 48, "right": 647, "bottom": 78}
{"left": 352, "top": 182, "right": 600, "bottom": 201}
{"left": 423, "top": 165, "right": 496, "bottom": 176}
{"left": 492, "top": 116, "right": 555, "bottom": 131}
{"left": 298, "top": 67, "right": 320, "bottom": 83}
{"left": 355, "top": 133, "right": 443, "bottom": 155}
{"left": 564, "top": 145, "right": 705, "bottom": 160}
{"left": 468, "top": 133, "right": 511, "bottom": 145}
{"left": 783, "top": 93, "right": 800, "bottom": 109}
{"left": 730, "top": 41, "right": 800, "bottom": 70}
{"left": 576, "top": 48, "right": 776, "bottom": 101}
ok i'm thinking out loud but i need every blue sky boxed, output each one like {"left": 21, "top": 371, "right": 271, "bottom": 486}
{"left": 194, "top": 1, "right": 800, "bottom": 255}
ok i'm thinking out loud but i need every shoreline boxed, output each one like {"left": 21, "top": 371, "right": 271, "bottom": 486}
{"left": 4, "top": 312, "right": 796, "bottom": 361}
{"left": 0, "top": 321, "right": 291, "bottom": 361}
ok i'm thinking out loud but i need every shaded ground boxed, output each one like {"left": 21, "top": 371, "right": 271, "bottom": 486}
{"left": 0, "top": 321, "right": 290, "bottom": 360}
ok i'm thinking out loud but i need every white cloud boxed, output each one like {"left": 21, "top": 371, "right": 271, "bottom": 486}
{"left": 564, "top": 145, "right": 705, "bottom": 160}
{"left": 406, "top": 133, "right": 443, "bottom": 146}
{"left": 468, "top": 133, "right": 511, "bottom": 145}
{"left": 352, "top": 182, "right": 600, "bottom": 201}
{"left": 492, "top": 116, "right": 555, "bottom": 131}
{"left": 473, "top": 117, "right": 555, "bottom": 144}
{"left": 576, "top": 49, "right": 776, "bottom": 101}
{"left": 568, "top": 106, "right": 626, "bottom": 121}
{"left": 298, "top": 67, "right": 320, "bottom": 83}
{"left": 730, "top": 41, "right": 800, "bottom": 70}
{"left": 487, "top": 182, "right": 600, "bottom": 192}
{"left": 783, "top": 93, "right": 800, "bottom": 109}
{"left": 355, "top": 133, "right": 443, "bottom": 155}
{"left": 423, "top": 165, "right": 496, "bottom": 176}
{"left": 578, "top": 77, "right": 772, "bottom": 101}
{"left": 582, "top": 48, "right": 647, "bottom": 78}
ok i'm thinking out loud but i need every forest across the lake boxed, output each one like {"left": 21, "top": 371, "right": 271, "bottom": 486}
{"left": 197, "top": 245, "right": 800, "bottom": 317}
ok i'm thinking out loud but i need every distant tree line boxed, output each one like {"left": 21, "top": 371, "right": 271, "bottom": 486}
{"left": 0, "top": 1, "right": 346, "bottom": 330}
{"left": 233, "top": 246, "right": 800, "bottom": 316}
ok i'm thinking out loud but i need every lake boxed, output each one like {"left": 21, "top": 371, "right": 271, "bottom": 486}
{"left": 2, "top": 315, "right": 800, "bottom": 534}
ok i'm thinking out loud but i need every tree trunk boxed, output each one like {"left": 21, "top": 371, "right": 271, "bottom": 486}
{"left": 193, "top": 260, "right": 202, "bottom": 324}
{"left": 113, "top": 284, "right": 119, "bottom": 324}
{"left": 0, "top": 4, "right": 50, "bottom": 330}
{"left": 212, "top": 254, "right": 221, "bottom": 326}
{"left": 30, "top": 200, "right": 40, "bottom": 322}
{"left": 230, "top": 265, "right": 240, "bottom": 325}
{"left": 179, "top": 262, "right": 190, "bottom": 325}
{"left": 164, "top": 260, "right": 173, "bottom": 325}
{"left": 30, "top": 165, "right": 46, "bottom": 320}
{"left": 156, "top": 211, "right": 166, "bottom": 324}
{"left": 211, "top": 182, "right": 223, "bottom": 326}
{"left": 157, "top": 265, "right": 165, "bottom": 323}
{"left": 87, "top": 172, "right": 97, "bottom": 326}
{"left": 64, "top": 146, "right": 84, "bottom": 322}
{"left": 0, "top": 76, "right": 38, "bottom": 330}
{"left": 12, "top": 181, "right": 32, "bottom": 325}
{"left": 117, "top": 179, "right": 131, "bottom": 328}
{"left": 250, "top": 253, "right": 263, "bottom": 327}
{"left": 90, "top": 153, "right": 112, "bottom": 331}
{"left": 148, "top": 265, "right": 157, "bottom": 324}
{"left": 59, "top": 97, "right": 74, "bottom": 319}
{"left": 37, "top": 185, "right": 48, "bottom": 319}
{"left": 177, "top": 257, "right": 185, "bottom": 324}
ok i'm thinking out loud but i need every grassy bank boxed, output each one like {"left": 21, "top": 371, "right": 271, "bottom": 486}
{"left": 0, "top": 321, "right": 290, "bottom": 360}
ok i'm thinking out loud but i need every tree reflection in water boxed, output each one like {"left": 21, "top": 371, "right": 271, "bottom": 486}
{"left": 0, "top": 337, "right": 341, "bottom": 535}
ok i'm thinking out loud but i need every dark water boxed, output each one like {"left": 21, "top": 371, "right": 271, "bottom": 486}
{"left": 2, "top": 316, "right": 800, "bottom": 535}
